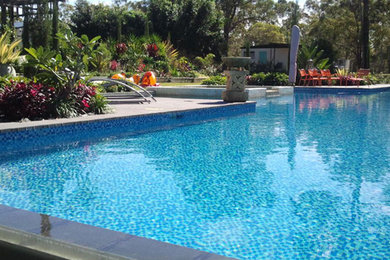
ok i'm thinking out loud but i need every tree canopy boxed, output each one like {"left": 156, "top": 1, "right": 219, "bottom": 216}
{"left": 10, "top": 0, "right": 390, "bottom": 72}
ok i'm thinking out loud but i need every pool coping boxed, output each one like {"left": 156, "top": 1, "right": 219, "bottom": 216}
{"left": 0, "top": 204, "right": 234, "bottom": 260}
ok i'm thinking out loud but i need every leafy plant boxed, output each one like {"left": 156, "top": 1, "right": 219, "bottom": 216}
{"left": 201, "top": 75, "right": 226, "bottom": 85}
{"left": 247, "top": 72, "right": 266, "bottom": 85}
{"left": 264, "top": 72, "right": 289, "bottom": 86}
{"left": 0, "top": 81, "right": 56, "bottom": 121}
{"left": 159, "top": 40, "right": 178, "bottom": 72}
{"left": 25, "top": 31, "right": 101, "bottom": 99}
{"left": 89, "top": 93, "right": 109, "bottom": 114}
{"left": 247, "top": 72, "right": 289, "bottom": 86}
{"left": 91, "top": 43, "right": 112, "bottom": 73}
{"left": 0, "top": 32, "right": 21, "bottom": 64}
{"left": 298, "top": 44, "right": 330, "bottom": 70}
{"left": 194, "top": 53, "right": 217, "bottom": 76}
{"left": 336, "top": 68, "right": 349, "bottom": 77}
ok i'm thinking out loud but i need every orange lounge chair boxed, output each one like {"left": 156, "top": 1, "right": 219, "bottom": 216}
{"left": 320, "top": 69, "right": 339, "bottom": 86}
{"left": 308, "top": 69, "right": 327, "bottom": 86}
{"left": 299, "top": 69, "right": 311, "bottom": 86}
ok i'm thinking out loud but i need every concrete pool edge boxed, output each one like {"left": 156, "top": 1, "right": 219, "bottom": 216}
{"left": 0, "top": 205, "right": 233, "bottom": 260}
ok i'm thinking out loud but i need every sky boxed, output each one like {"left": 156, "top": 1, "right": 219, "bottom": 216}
{"left": 68, "top": 0, "right": 307, "bottom": 7}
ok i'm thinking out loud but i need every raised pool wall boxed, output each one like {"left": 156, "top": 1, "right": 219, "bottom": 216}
{"left": 148, "top": 86, "right": 294, "bottom": 99}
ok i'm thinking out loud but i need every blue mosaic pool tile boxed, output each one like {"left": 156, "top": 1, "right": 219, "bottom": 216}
{"left": 0, "top": 103, "right": 255, "bottom": 155}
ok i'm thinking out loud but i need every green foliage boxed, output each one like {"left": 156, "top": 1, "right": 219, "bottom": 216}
{"left": 0, "top": 33, "right": 21, "bottom": 64}
{"left": 247, "top": 72, "right": 289, "bottom": 86}
{"left": 71, "top": 1, "right": 147, "bottom": 41}
{"left": 194, "top": 53, "right": 217, "bottom": 75}
{"left": 25, "top": 31, "right": 101, "bottom": 92}
{"left": 149, "top": 0, "right": 223, "bottom": 58}
{"left": 91, "top": 43, "right": 112, "bottom": 73}
{"left": 298, "top": 44, "right": 330, "bottom": 70}
{"left": 245, "top": 22, "right": 285, "bottom": 46}
{"left": 89, "top": 93, "right": 109, "bottom": 114}
{"left": 247, "top": 72, "right": 266, "bottom": 85}
{"left": 201, "top": 75, "right": 226, "bottom": 85}
{"left": 55, "top": 100, "right": 78, "bottom": 118}
{"left": 375, "top": 74, "right": 390, "bottom": 84}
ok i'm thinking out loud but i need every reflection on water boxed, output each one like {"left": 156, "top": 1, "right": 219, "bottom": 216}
{"left": 0, "top": 92, "right": 389, "bottom": 259}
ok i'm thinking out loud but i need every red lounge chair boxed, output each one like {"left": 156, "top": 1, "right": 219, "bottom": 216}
{"left": 308, "top": 69, "right": 327, "bottom": 86}
{"left": 320, "top": 69, "right": 339, "bottom": 86}
{"left": 299, "top": 69, "right": 312, "bottom": 86}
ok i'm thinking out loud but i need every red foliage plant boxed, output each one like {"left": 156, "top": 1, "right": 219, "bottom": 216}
{"left": 110, "top": 60, "right": 118, "bottom": 71}
{"left": 73, "top": 83, "right": 96, "bottom": 113}
{"left": 115, "top": 43, "right": 128, "bottom": 55}
{"left": 0, "top": 81, "right": 56, "bottom": 121}
{"left": 146, "top": 43, "right": 159, "bottom": 58}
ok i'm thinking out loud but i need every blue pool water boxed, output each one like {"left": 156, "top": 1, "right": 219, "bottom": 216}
{"left": 0, "top": 92, "right": 389, "bottom": 259}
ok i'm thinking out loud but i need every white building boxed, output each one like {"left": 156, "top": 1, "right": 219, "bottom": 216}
{"left": 241, "top": 43, "right": 290, "bottom": 73}
{"left": 14, "top": 21, "right": 23, "bottom": 38}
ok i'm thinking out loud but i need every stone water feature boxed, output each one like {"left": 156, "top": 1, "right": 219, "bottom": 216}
{"left": 222, "top": 57, "right": 251, "bottom": 102}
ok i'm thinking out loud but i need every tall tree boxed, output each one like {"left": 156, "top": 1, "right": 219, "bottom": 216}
{"left": 215, "top": 0, "right": 276, "bottom": 56}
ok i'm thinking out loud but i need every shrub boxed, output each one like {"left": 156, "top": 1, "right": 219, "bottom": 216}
{"left": 90, "top": 94, "right": 109, "bottom": 114}
{"left": 247, "top": 72, "right": 266, "bottom": 85}
{"left": 0, "top": 32, "right": 21, "bottom": 64}
{"left": 0, "top": 81, "right": 56, "bottom": 121}
{"left": 373, "top": 73, "right": 390, "bottom": 84}
{"left": 247, "top": 72, "right": 289, "bottom": 86}
{"left": 264, "top": 72, "right": 289, "bottom": 86}
{"left": 54, "top": 83, "right": 103, "bottom": 118}
{"left": 201, "top": 75, "right": 226, "bottom": 85}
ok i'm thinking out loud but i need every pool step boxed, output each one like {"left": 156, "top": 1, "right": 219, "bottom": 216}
{"left": 102, "top": 92, "right": 156, "bottom": 104}
{"left": 266, "top": 89, "right": 280, "bottom": 98}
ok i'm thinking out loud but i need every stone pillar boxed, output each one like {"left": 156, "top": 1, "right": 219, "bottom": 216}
{"left": 221, "top": 57, "right": 250, "bottom": 102}
{"left": 222, "top": 70, "right": 248, "bottom": 102}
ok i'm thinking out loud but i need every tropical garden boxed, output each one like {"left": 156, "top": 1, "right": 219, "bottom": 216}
{"left": 0, "top": 0, "right": 390, "bottom": 122}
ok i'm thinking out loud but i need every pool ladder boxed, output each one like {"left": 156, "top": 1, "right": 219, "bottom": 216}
{"left": 88, "top": 77, "right": 157, "bottom": 104}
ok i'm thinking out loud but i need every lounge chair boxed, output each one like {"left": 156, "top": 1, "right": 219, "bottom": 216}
{"left": 320, "top": 69, "right": 339, "bottom": 86}
{"left": 308, "top": 69, "right": 327, "bottom": 86}
{"left": 299, "top": 69, "right": 312, "bottom": 86}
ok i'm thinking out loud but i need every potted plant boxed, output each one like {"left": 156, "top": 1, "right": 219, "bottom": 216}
{"left": 0, "top": 32, "right": 21, "bottom": 76}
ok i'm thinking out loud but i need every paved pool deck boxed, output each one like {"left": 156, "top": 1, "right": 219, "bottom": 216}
{"left": 0, "top": 97, "right": 255, "bottom": 133}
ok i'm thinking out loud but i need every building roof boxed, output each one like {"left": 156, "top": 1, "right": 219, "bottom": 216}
{"left": 241, "top": 43, "right": 290, "bottom": 49}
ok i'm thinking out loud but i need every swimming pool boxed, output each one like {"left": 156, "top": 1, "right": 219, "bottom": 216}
{"left": 0, "top": 92, "right": 389, "bottom": 259}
